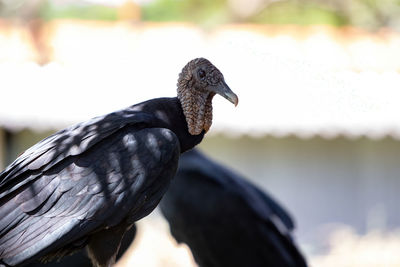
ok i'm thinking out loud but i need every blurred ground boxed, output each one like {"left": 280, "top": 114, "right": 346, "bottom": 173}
{"left": 115, "top": 211, "right": 197, "bottom": 267}
{"left": 311, "top": 226, "right": 400, "bottom": 267}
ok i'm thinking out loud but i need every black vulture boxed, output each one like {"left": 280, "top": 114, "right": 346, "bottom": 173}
{"left": 0, "top": 58, "right": 238, "bottom": 267}
{"left": 160, "top": 149, "right": 308, "bottom": 267}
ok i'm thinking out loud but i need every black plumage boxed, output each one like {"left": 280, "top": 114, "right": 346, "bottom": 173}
{"left": 25, "top": 224, "right": 137, "bottom": 267}
{"left": 0, "top": 58, "right": 238, "bottom": 267}
{"left": 160, "top": 149, "right": 308, "bottom": 267}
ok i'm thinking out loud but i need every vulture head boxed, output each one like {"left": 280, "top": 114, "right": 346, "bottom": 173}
{"left": 177, "top": 58, "right": 238, "bottom": 135}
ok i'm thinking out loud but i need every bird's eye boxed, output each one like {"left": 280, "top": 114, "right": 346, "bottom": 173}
{"left": 198, "top": 69, "right": 206, "bottom": 79}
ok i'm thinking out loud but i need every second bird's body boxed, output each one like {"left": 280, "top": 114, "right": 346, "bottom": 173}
{"left": 161, "top": 149, "right": 308, "bottom": 267}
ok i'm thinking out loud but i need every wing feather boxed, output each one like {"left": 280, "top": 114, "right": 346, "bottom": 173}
{"left": 0, "top": 110, "right": 156, "bottom": 196}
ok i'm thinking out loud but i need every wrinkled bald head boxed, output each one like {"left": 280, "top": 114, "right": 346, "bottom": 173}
{"left": 177, "top": 58, "right": 238, "bottom": 135}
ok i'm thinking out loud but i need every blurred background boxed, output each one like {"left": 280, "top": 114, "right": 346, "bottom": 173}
{"left": 1, "top": 0, "right": 400, "bottom": 266}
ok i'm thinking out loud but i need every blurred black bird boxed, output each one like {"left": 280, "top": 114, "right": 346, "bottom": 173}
{"left": 0, "top": 58, "right": 238, "bottom": 267}
{"left": 160, "top": 149, "right": 307, "bottom": 267}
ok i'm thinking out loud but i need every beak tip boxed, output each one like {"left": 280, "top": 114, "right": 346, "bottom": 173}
{"left": 226, "top": 94, "right": 238, "bottom": 107}
{"left": 231, "top": 95, "right": 239, "bottom": 107}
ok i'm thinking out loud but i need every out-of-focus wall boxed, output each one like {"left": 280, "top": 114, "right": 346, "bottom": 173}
{"left": 199, "top": 135, "right": 400, "bottom": 248}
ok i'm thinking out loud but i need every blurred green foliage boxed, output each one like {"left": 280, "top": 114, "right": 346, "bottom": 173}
{"left": 250, "top": 2, "right": 348, "bottom": 26}
{"left": 141, "top": 0, "right": 230, "bottom": 25}
{"left": 141, "top": 0, "right": 400, "bottom": 29}
{"left": 40, "top": 2, "right": 118, "bottom": 21}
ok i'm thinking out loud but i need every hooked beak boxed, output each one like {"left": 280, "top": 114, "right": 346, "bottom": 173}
{"left": 211, "top": 81, "right": 239, "bottom": 107}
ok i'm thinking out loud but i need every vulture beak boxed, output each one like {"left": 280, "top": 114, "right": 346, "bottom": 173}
{"left": 211, "top": 81, "right": 239, "bottom": 107}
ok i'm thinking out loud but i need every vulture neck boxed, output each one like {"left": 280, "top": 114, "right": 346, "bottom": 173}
{"left": 133, "top": 97, "right": 205, "bottom": 153}
{"left": 177, "top": 88, "right": 214, "bottom": 136}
